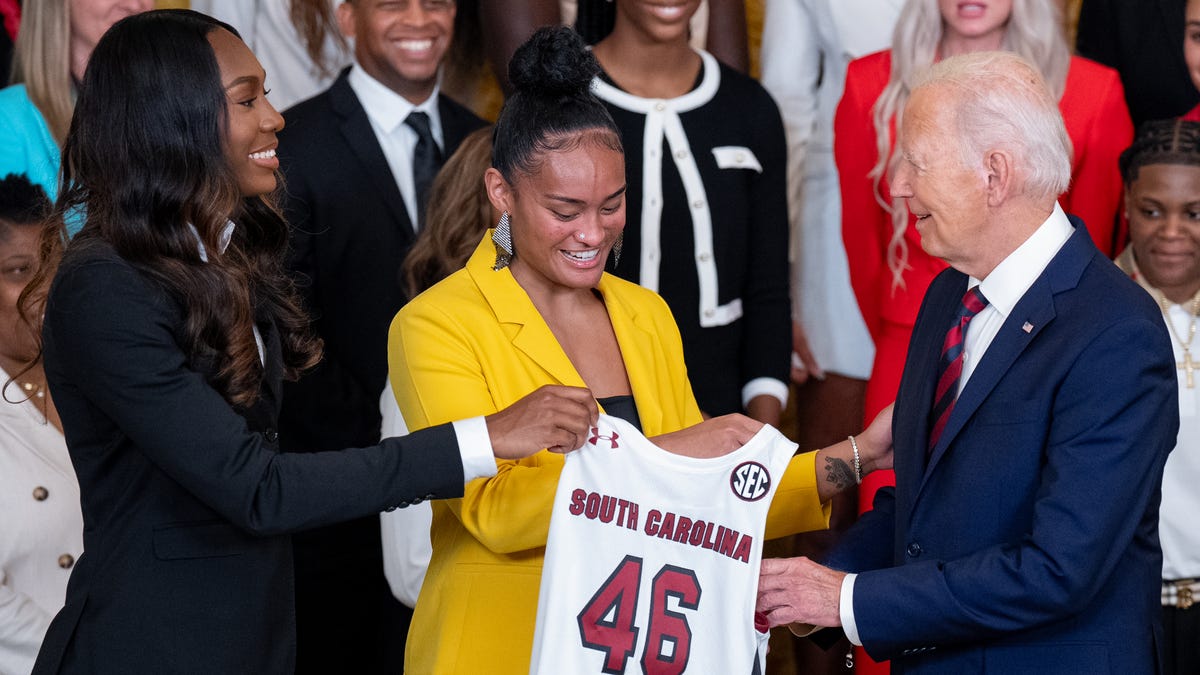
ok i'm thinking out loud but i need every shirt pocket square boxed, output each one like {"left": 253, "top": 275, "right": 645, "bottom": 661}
{"left": 712, "top": 146, "right": 763, "bottom": 173}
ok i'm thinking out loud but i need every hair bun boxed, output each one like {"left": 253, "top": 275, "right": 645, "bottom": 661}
{"left": 508, "top": 26, "right": 599, "bottom": 98}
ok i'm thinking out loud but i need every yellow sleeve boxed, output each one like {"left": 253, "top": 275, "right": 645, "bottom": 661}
{"left": 388, "top": 295, "right": 562, "bottom": 555}
{"left": 765, "top": 450, "right": 832, "bottom": 539}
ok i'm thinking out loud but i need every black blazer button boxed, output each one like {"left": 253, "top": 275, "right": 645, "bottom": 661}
{"left": 58, "top": 554, "right": 75, "bottom": 569}
{"left": 33, "top": 486, "right": 49, "bottom": 501}
{"left": 906, "top": 542, "right": 922, "bottom": 558}
{"left": 264, "top": 428, "right": 278, "bottom": 443}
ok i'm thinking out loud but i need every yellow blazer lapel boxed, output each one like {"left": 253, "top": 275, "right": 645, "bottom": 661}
{"left": 467, "top": 234, "right": 588, "bottom": 389}
{"left": 597, "top": 274, "right": 666, "bottom": 433}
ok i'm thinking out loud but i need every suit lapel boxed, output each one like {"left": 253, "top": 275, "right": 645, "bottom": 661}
{"left": 329, "top": 72, "right": 417, "bottom": 241}
{"left": 597, "top": 276, "right": 663, "bottom": 433}
{"left": 466, "top": 237, "right": 588, "bottom": 390}
{"left": 920, "top": 222, "right": 1096, "bottom": 486}
{"left": 256, "top": 308, "right": 284, "bottom": 414}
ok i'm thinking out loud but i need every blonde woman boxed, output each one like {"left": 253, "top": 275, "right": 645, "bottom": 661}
{"left": 0, "top": 0, "right": 151, "bottom": 203}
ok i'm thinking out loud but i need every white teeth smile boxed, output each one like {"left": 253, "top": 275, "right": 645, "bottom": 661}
{"left": 398, "top": 39, "right": 434, "bottom": 51}
{"left": 563, "top": 249, "right": 600, "bottom": 262}
{"left": 249, "top": 149, "right": 276, "bottom": 160}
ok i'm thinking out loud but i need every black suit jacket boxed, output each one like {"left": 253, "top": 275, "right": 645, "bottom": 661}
{"left": 32, "top": 240, "right": 466, "bottom": 674}
{"left": 277, "top": 69, "right": 486, "bottom": 455}
{"left": 1077, "top": 0, "right": 1199, "bottom": 126}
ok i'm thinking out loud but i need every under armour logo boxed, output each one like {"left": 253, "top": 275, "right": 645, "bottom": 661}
{"left": 588, "top": 427, "right": 620, "bottom": 449}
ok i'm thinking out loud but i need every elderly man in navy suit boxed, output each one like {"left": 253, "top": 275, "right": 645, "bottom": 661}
{"left": 758, "top": 50, "right": 1179, "bottom": 674}
{"left": 274, "top": 0, "right": 486, "bottom": 672}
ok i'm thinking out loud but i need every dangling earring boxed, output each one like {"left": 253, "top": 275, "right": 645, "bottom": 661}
{"left": 493, "top": 211, "right": 514, "bottom": 271}
{"left": 608, "top": 232, "right": 623, "bottom": 269}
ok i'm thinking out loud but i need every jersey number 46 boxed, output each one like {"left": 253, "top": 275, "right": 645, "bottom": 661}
{"left": 576, "top": 555, "right": 702, "bottom": 675}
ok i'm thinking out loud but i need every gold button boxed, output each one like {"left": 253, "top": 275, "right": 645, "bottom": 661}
{"left": 33, "top": 486, "right": 48, "bottom": 501}
{"left": 58, "top": 554, "right": 75, "bottom": 569}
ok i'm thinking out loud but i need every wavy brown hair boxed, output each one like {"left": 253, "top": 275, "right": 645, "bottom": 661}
{"left": 20, "top": 10, "right": 321, "bottom": 409}
{"left": 403, "top": 126, "right": 495, "bottom": 297}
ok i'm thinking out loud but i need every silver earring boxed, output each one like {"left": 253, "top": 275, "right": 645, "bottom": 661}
{"left": 493, "top": 211, "right": 513, "bottom": 271}
{"left": 609, "top": 232, "right": 623, "bottom": 269}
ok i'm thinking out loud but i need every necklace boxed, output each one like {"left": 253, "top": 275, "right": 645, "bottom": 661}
{"left": 4, "top": 376, "right": 49, "bottom": 425}
{"left": 1157, "top": 289, "right": 1200, "bottom": 389}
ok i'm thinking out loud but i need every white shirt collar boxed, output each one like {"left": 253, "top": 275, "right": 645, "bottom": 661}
{"left": 347, "top": 61, "right": 442, "bottom": 139}
{"left": 187, "top": 220, "right": 237, "bottom": 263}
{"left": 971, "top": 202, "right": 1074, "bottom": 318}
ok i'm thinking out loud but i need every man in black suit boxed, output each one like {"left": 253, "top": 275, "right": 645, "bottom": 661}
{"left": 275, "top": 0, "right": 486, "bottom": 671}
{"left": 1077, "top": 0, "right": 1199, "bottom": 126}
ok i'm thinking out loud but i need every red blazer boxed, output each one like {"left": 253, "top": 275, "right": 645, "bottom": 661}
{"left": 836, "top": 50, "right": 1132, "bottom": 509}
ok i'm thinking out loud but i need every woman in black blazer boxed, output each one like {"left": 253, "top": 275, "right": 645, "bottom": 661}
{"left": 24, "top": 10, "right": 596, "bottom": 674}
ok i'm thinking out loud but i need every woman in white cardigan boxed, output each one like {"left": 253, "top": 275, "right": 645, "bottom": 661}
{"left": 0, "top": 174, "right": 81, "bottom": 675}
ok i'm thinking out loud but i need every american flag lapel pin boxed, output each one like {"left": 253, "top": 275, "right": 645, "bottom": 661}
{"left": 1022, "top": 321, "right": 1034, "bottom": 333}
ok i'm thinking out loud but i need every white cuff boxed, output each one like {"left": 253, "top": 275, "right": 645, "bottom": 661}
{"left": 452, "top": 417, "right": 498, "bottom": 482}
{"left": 742, "top": 377, "right": 789, "bottom": 409}
{"left": 840, "top": 573, "right": 862, "bottom": 646}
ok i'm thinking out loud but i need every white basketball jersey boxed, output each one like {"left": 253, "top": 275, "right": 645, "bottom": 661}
{"left": 530, "top": 414, "right": 797, "bottom": 674}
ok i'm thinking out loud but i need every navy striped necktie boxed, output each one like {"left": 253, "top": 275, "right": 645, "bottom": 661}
{"left": 929, "top": 286, "right": 989, "bottom": 453}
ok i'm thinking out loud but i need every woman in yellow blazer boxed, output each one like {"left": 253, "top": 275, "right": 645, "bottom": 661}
{"left": 389, "top": 27, "right": 892, "bottom": 674}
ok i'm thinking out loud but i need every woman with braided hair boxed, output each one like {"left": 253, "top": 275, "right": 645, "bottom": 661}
{"left": 1116, "top": 118, "right": 1200, "bottom": 675}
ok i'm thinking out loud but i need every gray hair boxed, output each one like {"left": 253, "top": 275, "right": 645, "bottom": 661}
{"left": 914, "top": 51, "right": 1073, "bottom": 201}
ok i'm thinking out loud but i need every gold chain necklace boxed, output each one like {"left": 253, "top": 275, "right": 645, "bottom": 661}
{"left": 1157, "top": 289, "right": 1200, "bottom": 389}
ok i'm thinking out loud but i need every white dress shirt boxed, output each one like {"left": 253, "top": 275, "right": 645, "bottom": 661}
{"left": 840, "top": 203, "right": 1075, "bottom": 645}
{"left": 347, "top": 64, "right": 444, "bottom": 231}
{"left": 1158, "top": 300, "right": 1200, "bottom": 580}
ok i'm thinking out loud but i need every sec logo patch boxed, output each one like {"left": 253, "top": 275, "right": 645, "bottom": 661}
{"left": 730, "top": 461, "right": 771, "bottom": 501}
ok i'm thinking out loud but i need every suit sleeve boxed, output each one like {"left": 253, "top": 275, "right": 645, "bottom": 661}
{"left": 388, "top": 300, "right": 562, "bottom": 555}
{"left": 850, "top": 315, "right": 1177, "bottom": 659}
{"left": 44, "top": 258, "right": 466, "bottom": 537}
{"left": 836, "top": 61, "right": 888, "bottom": 340}
{"left": 1059, "top": 67, "right": 1132, "bottom": 258}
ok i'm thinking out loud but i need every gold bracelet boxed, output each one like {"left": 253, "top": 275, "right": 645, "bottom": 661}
{"left": 847, "top": 435, "right": 863, "bottom": 485}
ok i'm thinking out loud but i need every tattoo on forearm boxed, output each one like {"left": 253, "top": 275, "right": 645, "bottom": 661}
{"left": 824, "top": 457, "right": 855, "bottom": 491}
